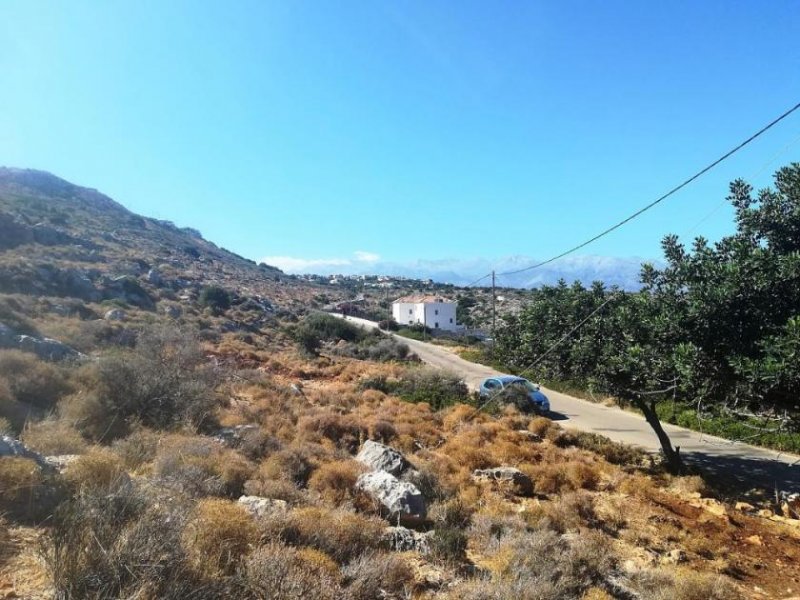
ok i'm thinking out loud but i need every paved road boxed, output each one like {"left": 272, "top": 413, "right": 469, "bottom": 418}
{"left": 339, "top": 315, "right": 800, "bottom": 491}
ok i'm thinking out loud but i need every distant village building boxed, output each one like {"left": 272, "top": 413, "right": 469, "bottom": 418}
{"left": 392, "top": 295, "right": 458, "bottom": 331}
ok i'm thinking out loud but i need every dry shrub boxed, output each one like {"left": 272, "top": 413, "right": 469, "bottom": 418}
{"left": 369, "top": 419, "right": 397, "bottom": 443}
{"left": 182, "top": 498, "right": 259, "bottom": 576}
{"left": 537, "top": 491, "right": 597, "bottom": 534}
{"left": 63, "top": 448, "right": 128, "bottom": 494}
{"left": 527, "top": 460, "right": 600, "bottom": 495}
{"left": 0, "top": 457, "right": 45, "bottom": 519}
{"left": 0, "top": 349, "right": 71, "bottom": 410}
{"left": 46, "top": 486, "right": 217, "bottom": 599}
{"left": 270, "top": 507, "right": 385, "bottom": 564}
{"left": 112, "top": 428, "right": 161, "bottom": 470}
{"left": 298, "top": 411, "right": 367, "bottom": 453}
{"left": 669, "top": 475, "right": 711, "bottom": 497}
{"left": 257, "top": 445, "right": 327, "bottom": 487}
{"left": 243, "top": 478, "right": 305, "bottom": 504}
{"left": 21, "top": 419, "right": 88, "bottom": 455}
{"left": 308, "top": 459, "right": 365, "bottom": 505}
{"left": 554, "top": 429, "right": 646, "bottom": 466}
{"left": 153, "top": 435, "right": 255, "bottom": 498}
{"left": 243, "top": 542, "right": 341, "bottom": 600}
{"left": 628, "top": 567, "right": 741, "bottom": 600}
{"left": 342, "top": 551, "right": 413, "bottom": 600}
{"left": 618, "top": 473, "right": 658, "bottom": 498}
{"left": 464, "top": 527, "right": 614, "bottom": 600}
{"left": 529, "top": 415, "right": 557, "bottom": 437}
{"left": 582, "top": 588, "right": 615, "bottom": 600}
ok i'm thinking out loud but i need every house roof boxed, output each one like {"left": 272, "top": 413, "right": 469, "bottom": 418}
{"left": 392, "top": 294, "right": 453, "bottom": 304}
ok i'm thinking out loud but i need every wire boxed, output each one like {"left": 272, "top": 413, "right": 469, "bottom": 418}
{"left": 463, "top": 272, "right": 493, "bottom": 288}
{"left": 469, "top": 291, "right": 621, "bottom": 418}
{"left": 498, "top": 101, "right": 800, "bottom": 278}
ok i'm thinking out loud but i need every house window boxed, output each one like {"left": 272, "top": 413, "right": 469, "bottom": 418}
{"left": 434, "top": 309, "right": 439, "bottom": 315}
{"left": 408, "top": 309, "right": 412, "bottom": 315}
{"left": 449, "top": 318, "right": 453, "bottom": 323}
{"left": 435, "top": 322, "right": 439, "bottom": 328}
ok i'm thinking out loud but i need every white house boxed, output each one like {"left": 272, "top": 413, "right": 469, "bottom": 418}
{"left": 391, "top": 294, "right": 459, "bottom": 332}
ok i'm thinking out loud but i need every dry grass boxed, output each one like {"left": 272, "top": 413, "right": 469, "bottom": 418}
{"left": 264, "top": 506, "right": 385, "bottom": 564}
{"left": 21, "top": 419, "right": 88, "bottom": 455}
{"left": 182, "top": 498, "right": 259, "bottom": 576}
{"left": 0, "top": 349, "right": 71, "bottom": 410}
{"left": 0, "top": 457, "right": 46, "bottom": 520}
{"left": 243, "top": 542, "right": 341, "bottom": 600}
{"left": 308, "top": 459, "right": 366, "bottom": 505}
{"left": 63, "top": 448, "right": 128, "bottom": 493}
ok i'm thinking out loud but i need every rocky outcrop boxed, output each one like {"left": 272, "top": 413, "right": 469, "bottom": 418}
{"left": 104, "top": 308, "right": 126, "bottom": 321}
{"left": 356, "top": 440, "right": 410, "bottom": 476}
{"left": 383, "top": 526, "right": 433, "bottom": 553}
{"left": 0, "top": 212, "right": 34, "bottom": 249}
{"left": 0, "top": 436, "right": 48, "bottom": 468}
{"left": 237, "top": 495, "right": 289, "bottom": 519}
{"left": 356, "top": 471, "right": 426, "bottom": 525}
{"left": 99, "top": 276, "right": 155, "bottom": 310}
{"left": 472, "top": 467, "right": 534, "bottom": 496}
{"left": 0, "top": 322, "right": 82, "bottom": 361}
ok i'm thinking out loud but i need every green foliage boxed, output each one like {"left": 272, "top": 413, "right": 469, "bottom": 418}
{"left": 292, "top": 313, "right": 365, "bottom": 355}
{"left": 396, "top": 368, "right": 471, "bottom": 410}
{"left": 494, "top": 164, "right": 800, "bottom": 446}
{"left": 198, "top": 285, "right": 231, "bottom": 314}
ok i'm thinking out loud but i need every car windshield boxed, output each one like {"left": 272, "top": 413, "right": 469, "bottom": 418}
{"left": 508, "top": 380, "right": 537, "bottom": 393}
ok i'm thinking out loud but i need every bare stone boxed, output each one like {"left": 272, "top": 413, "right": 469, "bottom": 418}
{"left": 356, "top": 440, "right": 409, "bottom": 476}
{"left": 356, "top": 470, "right": 426, "bottom": 525}
{"left": 472, "top": 467, "right": 534, "bottom": 496}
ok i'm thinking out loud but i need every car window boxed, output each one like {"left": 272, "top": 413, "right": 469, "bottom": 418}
{"left": 484, "top": 379, "right": 499, "bottom": 389}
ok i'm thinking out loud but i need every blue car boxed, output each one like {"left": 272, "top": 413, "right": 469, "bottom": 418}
{"left": 479, "top": 375, "right": 550, "bottom": 414}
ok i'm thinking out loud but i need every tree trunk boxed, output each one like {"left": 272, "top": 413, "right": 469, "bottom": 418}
{"left": 633, "top": 397, "right": 685, "bottom": 473}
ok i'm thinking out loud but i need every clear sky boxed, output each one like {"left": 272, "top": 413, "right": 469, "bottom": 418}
{"left": 2, "top": 1, "right": 799, "bottom": 276}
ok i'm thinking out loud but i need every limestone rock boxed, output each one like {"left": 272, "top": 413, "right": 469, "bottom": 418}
{"left": 472, "top": 467, "right": 534, "bottom": 496}
{"left": 44, "top": 454, "right": 81, "bottom": 472}
{"left": 0, "top": 436, "right": 47, "bottom": 467}
{"left": 383, "top": 526, "right": 432, "bottom": 553}
{"left": 356, "top": 470, "right": 426, "bottom": 525}
{"left": 15, "top": 334, "right": 81, "bottom": 361}
{"left": 238, "top": 495, "right": 289, "bottom": 519}
{"left": 104, "top": 308, "right": 126, "bottom": 321}
{"left": 356, "top": 440, "right": 409, "bottom": 476}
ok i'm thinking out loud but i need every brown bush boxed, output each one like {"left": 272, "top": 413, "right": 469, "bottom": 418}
{"left": 369, "top": 419, "right": 397, "bottom": 443}
{"left": 21, "top": 419, "right": 88, "bottom": 455}
{"left": 0, "top": 350, "right": 71, "bottom": 410}
{"left": 243, "top": 542, "right": 341, "bottom": 600}
{"left": 182, "top": 498, "right": 259, "bottom": 576}
{"left": 243, "top": 478, "right": 305, "bottom": 504}
{"left": 269, "top": 507, "right": 385, "bottom": 564}
{"left": 153, "top": 435, "right": 255, "bottom": 498}
{"left": 308, "top": 459, "right": 365, "bottom": 505}
{"left": 628, "top": 567, "right": 741, "bottom": 600}
{"left": 298, "top": 411, "right": 367, "bottom": 453}
{"left": 257, "top": 446, "right": 322, "bottom": 487}
{"left": 112, "top": 428, "right": 161, "bottom": 470}
{"left": 538, "top": 492, "right": 597, "bottom": 534}
{"left": 0, "top": 457, "right": 43, "bottom": 516}
{"left": 342, "top": 551, "right": 413, "bottom": 600}
{"left": 63, "top": 448, "right": 128, "bottom": 494}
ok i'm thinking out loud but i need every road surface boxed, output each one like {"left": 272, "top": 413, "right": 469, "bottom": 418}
{"left": 339, "top": 315, "right": 800, "bottom": 491}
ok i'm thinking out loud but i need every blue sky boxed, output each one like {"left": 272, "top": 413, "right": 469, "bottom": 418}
{"left": 2, "top": 1, "right": 799, "bottom": 280}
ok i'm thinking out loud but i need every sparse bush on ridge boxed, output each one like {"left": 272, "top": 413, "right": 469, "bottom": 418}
{"left": 244, "top": 542, "right": 341, "bottom": 600}
{"left": 199, "top": 285, "right": 232, "bottom": 315}
{"left": 21, "top": 418, "right": 88, "bottom": 455}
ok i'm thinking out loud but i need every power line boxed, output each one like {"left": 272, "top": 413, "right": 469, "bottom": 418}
{"left": 498, "top": 101, "right": 800, "bottom": 278}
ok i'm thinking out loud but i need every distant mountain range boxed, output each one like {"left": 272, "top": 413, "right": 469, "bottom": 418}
{"left": 264, "top": 254, "right": 657, "bottom": 290}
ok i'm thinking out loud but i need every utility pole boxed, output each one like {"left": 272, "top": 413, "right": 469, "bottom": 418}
{"left": 491, "top": 270, "right": 496, "bottom": 354}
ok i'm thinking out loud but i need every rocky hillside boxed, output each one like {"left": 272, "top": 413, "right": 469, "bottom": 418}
{"left": 0, "top": 168, "right": 328, "bottom": 312}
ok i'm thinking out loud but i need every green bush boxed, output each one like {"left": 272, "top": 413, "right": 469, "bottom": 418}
{"left": 396, "top": 368, "right": 470, "bottom": 410}
{"left": 199, "top": 285, "right": 232, "bottom": 314}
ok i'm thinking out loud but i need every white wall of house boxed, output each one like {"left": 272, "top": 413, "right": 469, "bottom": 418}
{"left": 392, "top": 299, "right": 458, "bottom": 331}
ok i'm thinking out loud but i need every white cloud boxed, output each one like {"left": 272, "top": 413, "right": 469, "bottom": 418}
{"left": 260, "top": 250, "right": 381, "bottom": 273}
{"left": 354, "top": 250, "right": 380, "bottom": 263}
